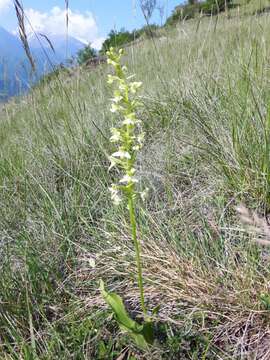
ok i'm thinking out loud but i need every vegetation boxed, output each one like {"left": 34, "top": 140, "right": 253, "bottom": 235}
{"left": 166, "top": 0, "right": 233, "bottom": 24}
{"left": 102, "top": 47, "right": 154, "bottom": 349}
{"left": 101, "top": 29, "right": 139, "bottom": 53}
{"left": 77, "top": 44, "right": 96, "bottom": 65}
{"left": 2, "top": 3, "right": 270, "bottom": 359}
{"left": 100, "top": 25, "right": 160, "bottom": 54}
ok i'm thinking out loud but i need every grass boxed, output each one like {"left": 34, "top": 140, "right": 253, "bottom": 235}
{"left": 2, "top": 9, "right": 270, "bottom": 359}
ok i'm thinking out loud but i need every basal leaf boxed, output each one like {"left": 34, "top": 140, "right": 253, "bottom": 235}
{"left": 100, "top": 280, "right": 142, "bottom": 332}
{"left": 141, "top": 321, "right": 154, "bottom": 345}
{"left": 100, "top": 280, "right": 154, "bottom": 349}
{"left": 119, "top": 324, "right": 149, "bottom": 349}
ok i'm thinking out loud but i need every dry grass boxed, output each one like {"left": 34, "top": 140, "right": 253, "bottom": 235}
{"left": 3, "top": 6, "right": 270, "bottom": 359}
{"left": 75, "top": 210, "right": 270, "bottom": 358}
{"left": 237, "top": 205, "right": 270, "bottom": 246}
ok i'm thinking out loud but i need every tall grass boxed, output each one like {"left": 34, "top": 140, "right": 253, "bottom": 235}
{"left": 1, "top": 10, "right": 270, "bottom": 358}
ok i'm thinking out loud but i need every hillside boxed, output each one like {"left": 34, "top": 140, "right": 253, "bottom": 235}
{"left": 1, "top": 10, "right": 270, "bottom": 359}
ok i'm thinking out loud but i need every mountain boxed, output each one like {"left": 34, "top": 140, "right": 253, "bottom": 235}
{"left": 0, "top": 27, "right": 85, "bottom": 100}
{"left": 29, "top": 33, "right": 85, "bottom": 63}
{"left": 0, "top": 27, "right": 24, "bottom": 56}
{"left": 0, "top": 27, "right": 25, "bottom": 99}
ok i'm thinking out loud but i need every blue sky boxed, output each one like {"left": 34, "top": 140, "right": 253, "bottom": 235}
{"left": 0, "top": 0, "right": 181, "bottom": 48}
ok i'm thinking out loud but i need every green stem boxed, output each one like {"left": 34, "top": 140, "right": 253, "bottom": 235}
{"left": 128, "top": 193, "right": 147, "bottom": 315}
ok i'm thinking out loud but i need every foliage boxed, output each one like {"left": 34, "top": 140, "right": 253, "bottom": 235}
{"left": 165, "top": 3, "right": 200, "bottom": 24}
{"left": 166, "top": 0, "right": 233, "bottom": 25}
{"left": 100, "top": 281, "right": 154, "bottom": 349}
{"left": 100, "top": 25, "right": 160, "bottom": 54}
{"left": 77, "top": 44, "right": 96, "bottom": 65}
{"left": 200, "top": 0, "right": 231, "bottom": 14}
{"left": 101, "top": 29, "right": 139, "bottom": 53}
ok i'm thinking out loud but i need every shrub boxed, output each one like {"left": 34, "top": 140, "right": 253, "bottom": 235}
{"left": 166, "top": 0, "right": 233, "bottom": 25}
{"left": 166, "top": 3, "right": 201, "bottom": 24}
{"left": 101, "top": 29, "right": 139, "bottom": 54}
{"left": 200, "top": 0, "right": 228, "bottom": 14}
{"left": 77, "top": 44, "right": 96, "bottom": 65}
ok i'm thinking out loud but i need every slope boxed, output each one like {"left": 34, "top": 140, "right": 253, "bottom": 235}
{"left": 1, "top": 11, "right": 270, "bottom": 359}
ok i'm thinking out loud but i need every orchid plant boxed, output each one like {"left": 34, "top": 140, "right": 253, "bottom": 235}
{"left": 100, "top": 47, "right": 155, "bottom": 349}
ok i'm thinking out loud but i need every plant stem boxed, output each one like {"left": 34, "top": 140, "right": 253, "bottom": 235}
{"left": 128, "top": 194, "right": 147, "bottom": 315}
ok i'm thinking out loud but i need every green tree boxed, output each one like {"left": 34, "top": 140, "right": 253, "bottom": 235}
{"left": 77, "top": 44, "right": 96, "bottom": 65}
{"left": 101, "top": 29, "right": 137, "bottom": 54}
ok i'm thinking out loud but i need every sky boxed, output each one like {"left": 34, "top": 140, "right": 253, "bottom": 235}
{"left": 0, "top": 0, "right": 181, "bottom": 49}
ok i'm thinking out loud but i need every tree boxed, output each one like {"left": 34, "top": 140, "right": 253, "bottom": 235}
{"left": 100, "top": 29, "right": 138, "bottom": 54}
{"left": 77, "top": 44, "right": 96, "bottom": 65}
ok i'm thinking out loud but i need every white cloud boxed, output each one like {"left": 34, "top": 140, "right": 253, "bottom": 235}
{"left": 0, "top": 0, "right": 11, "bottom": 13}
{"left": 24, "top": 6, "right": 104, "bottom": 49}
{"left": 92, "top": 37, "right": 106, "bottom": 50}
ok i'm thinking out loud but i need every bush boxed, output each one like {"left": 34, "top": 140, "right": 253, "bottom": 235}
{"left": 101, "top": 29, "right": 139, "bottom": 54}
{"left": 166, "top": 0, "right": 233, "bottom": 25}
{"left": 166, "top": 3, "right": 200, "bottom": 24}
{"left": 200, "top": 0, "right": 228, "bottom": 15}
{"left": 181, "top": 3, "right": 201, "bottom": 19}
{"left": 77, "top": 44, "right": 96, "bottom": 65}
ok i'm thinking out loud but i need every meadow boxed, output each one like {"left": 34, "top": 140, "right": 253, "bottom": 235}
{"left": 1, "top": 9, "right": 270, "bottom": 359}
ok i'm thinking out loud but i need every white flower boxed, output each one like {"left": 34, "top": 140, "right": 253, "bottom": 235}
{"left": 130, "top": 81, "right": 142, "bottom": 94}
{"left": 110, "top": 128, "right": 121, "bottom": 143}
{"left": 122, "top": 117, "right": 136, "bottom": 125}
{"left": 137, "top": 133, "right": 145, "bottom": 145}
{"left": 107, "top": 75, "right": 114, "bottom": 84}
{"left": 110, "top": 103, "right": 119, "bottom": 113}
{"left": 112, "top": 151, "right": 131, "bottom": 159}
{"left": 108, "top": 156, "right": 117, "bottom": 170}
{"left": 109, "top": 185, "right": 122, "bottom": 205}
{"left": 112, "top": 95, "right": 123, "bottom": 103}
{"left": 107, "top": 47, "right": 145, "bottom": 206}
{"left": 119, "top": 174, "right": 139, "bottom": 184}
{"left": 132, "top": 145, "right": 141, "bottom": 151}
{"left": 107, "top": 58, "right": 117, "bottom": 67}
{"left": 119, "top": 83, "right": 127, "bottom": 91}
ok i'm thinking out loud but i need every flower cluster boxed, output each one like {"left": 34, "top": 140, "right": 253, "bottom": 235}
{"left": 106, "top": 47, "right": 146, "bottom": 205}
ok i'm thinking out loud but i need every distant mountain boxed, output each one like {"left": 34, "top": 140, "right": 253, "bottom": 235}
{"left": 29, "top": 33, "right": 85, "bottom": 63}
{"left": 0, "top": 27, "right": 85, "bottom": 100}
{"left": 0, "top": 27, "right": 24, "bottom": 56}
{"left": 0, "top": 27, "right": 25, "bottom": 99}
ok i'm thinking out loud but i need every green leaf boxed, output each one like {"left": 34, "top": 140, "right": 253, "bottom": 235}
{"left": 141, "top": 321, "right": 154, "bottom": 345}
{"left": 100, "top": 280, "right": 142, "bottom": 332}
{"left": 119, "top": 323, "right": 150, "bottom": 349}
{"left": 100, "top": 280, "right": 154, "bottom": 349}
